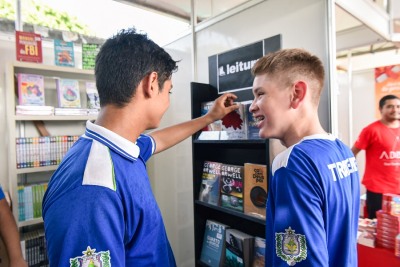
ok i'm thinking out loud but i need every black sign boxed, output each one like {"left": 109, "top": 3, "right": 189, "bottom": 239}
{"left": 209, "top": 34, "right": 282, "bottom": 95}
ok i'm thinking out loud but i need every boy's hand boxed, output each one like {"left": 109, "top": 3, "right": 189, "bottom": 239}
{"left": 206, "top": 93, "right": 239, "bottom": 122}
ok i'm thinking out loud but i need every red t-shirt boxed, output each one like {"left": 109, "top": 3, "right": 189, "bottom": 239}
{"left": 354, "top": 121, "right": 400, "bottom": 194}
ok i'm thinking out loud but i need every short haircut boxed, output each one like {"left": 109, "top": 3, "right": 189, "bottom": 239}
{"left": 379, "top": 94, "right": 400, "bottom": 109}
{"left": 95, "top": 28, "right": 178, "bottom": 107}
{"left": 251, "top": 48, "right": 325, "bottom": 105}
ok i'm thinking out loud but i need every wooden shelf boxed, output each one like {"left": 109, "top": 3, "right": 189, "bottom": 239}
{"left": 18, "top": 217, "right": 44, "bottom": 228}
{"left": 16, "top": 165, "right": 59, "bottom": 174}
{"left": 5, "top": 61, "right": 95, "bottom": 228}
{"left": 14, "top": 115, "right": 97, "bottom": 121}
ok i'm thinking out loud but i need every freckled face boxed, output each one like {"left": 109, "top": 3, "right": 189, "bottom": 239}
{"left": 249, "top": 74, "right": 293, "bottom": 140}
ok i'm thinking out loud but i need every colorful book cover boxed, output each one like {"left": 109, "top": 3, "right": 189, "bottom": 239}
{"left": 17, "top": 73, "right": 45, "bottom": 106}
{"left": 244, "top": 163, "right": 267, "bottom": 219}
{"left": 54, "top": 39, "right": 75, "bottom": 67}
{"left": 56, "top": 79, "right": 81, "bottom": 108}
{"left": 82, "top": 43, "right": 101, "bottom": 70}
{"left": 242, "top": 100, "right": 261, "bottom": 139}
{"left": 86, "top": 81, "right": 100, "bottom": 109}
{"left": 220, "top": 103, "right": 246, "bottom": 140}
{"left": 252, "top": 236, "right": 266, "bottom": 267}
{"left": 198, "top": 101, "right": 222, "bottom": 140}
{"left": 199, "top": 161, "right": 222, "bottom": 206}
{"left": 225, "top": 229, "right": 254, "bottom": 267}
{"left": 200, "top": 220, "right": 230, "bottom": 267}
{"left": 15, "top": 31, "right": 43, "bottom": 63}
{"left": 220, "top": 163, "right": 244, "bottom": 212}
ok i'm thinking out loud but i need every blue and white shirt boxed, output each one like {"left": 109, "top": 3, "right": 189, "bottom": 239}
{"left": 0, "top": 185, "right": 4, "bottom": 200}
{"left": 42, "top": 121, "right": 176, "bottom": 267}
{"left": 266, "top": 134, "right": 360, "bottom": 267}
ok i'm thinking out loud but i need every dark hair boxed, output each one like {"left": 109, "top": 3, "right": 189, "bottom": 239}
{"left": 251, "top": 48, "right": 325, "bottom": 105}
{"left": 379, "top": 94, "right": 400, "bottom": 109}
{"left": 95, "top": 28, "right": 178, "bottom": 107}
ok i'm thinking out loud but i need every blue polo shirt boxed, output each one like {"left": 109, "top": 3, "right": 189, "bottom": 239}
{"left": 42, "top": 121, "right": 176, "bottom": 266}
{"left": 266, "top": 134, "right": 360, "bottom": 267}
{"left": 0, "top": 186, "right": 4, "bottom": 200}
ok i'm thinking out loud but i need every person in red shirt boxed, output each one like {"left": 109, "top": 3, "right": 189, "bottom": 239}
{"left": 352, "top": 94, "right": 400, "bottom": 219}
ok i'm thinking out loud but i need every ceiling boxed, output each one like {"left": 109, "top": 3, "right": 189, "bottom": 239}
{"left": 115, "top": 0, "right": 399, "bottom": 57}
{"left": 115, "top": 0, "right": 250, "bottom": 23}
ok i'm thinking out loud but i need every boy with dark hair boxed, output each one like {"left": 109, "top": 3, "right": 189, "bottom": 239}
{"left": 249, "top": 48, "right": 360, "bottom": 266}
{"left": 43, "top": 28, "right": 238, "bottom": 266}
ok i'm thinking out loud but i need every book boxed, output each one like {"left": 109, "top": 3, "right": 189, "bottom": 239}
{"left": 86, "top": 81, "right": 100, "bottom": 110}
{"left": 54, "top": 39, "right": 75, "bottom": 67}
{"left": 244, "top": 163, "right": 268, "bottom": 219}
{"left": 220, "top": 163, "right": 244, "bottom": 212}
{"left": 198, "top": 101, "right": 223, "bottom": 140}
{"left": 56, "top": 78, "right": 81, "bottom": 108}
{"left": 16, "top": 105, "right": 54, "bottom": 115}
{"left": 17, "top": 73, "right": 45, "bottom": 106}
{"left": 220, "top": 103, "right": 246, "bottom": 140}
{"left": 54, "top": 108, "right": 88, "bottom": 116}
{"left": 225, "top": 229, "right": 254, "bottom": 267}
{"left": 82, "top": 43, "right": 101, "bottom": 70}
{"left": 242, "top": 101, "right": 261, "bottom": 139}
{"left": 198, "top": 101, "right": 249, "bottom": 140}
{"left": 252, "top": 236, "right": 266, "bottom": 267}
{"left": 15, "top": 31, "right": 43, "bottom": 63}
{"left": 200, "top": 220, "right": 230, "bottom": 267}
{"left": 199, "top": 161, "right": 222, "bottom": 206}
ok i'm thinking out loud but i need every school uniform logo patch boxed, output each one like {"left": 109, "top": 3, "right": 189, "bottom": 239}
{"left": 275, "top": 227, "right": 307, "bottom": 266}
{"left": 70, "top": 246, "right": 111, "bottom": 267}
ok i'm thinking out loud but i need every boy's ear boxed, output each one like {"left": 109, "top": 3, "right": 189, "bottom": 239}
{"left": 142, "top": 72, "right": 158, "bottom": 98}
{"left": 290, "top": 81, "right": 306, "bottom": 109}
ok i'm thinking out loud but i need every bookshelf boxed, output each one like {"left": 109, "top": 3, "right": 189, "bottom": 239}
{"left": 191, "top": 82, "right": 269, "bottom": 265}
{"left": 5, "top": 61, "right": 97, "bottom": 228}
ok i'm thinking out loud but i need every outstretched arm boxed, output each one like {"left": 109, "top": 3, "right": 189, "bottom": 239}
{"left": 351, "top": 145, "right": 361, "bottom": 157}
{"left": 150, "top": 93, "right": 239, "bottom": 154}
{"left": 0, "top": 199, "right": 28, "bottom": 267}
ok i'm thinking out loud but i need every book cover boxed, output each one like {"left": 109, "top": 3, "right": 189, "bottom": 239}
{"left": 220, "top": 103, "right": 246, "bottom": 140}
{"left": 252, "top": 236, "right": 266, "bottom": 267}
{"left": 54, "top": 39, "right": 75, "bottom": 67}
{"left": 56, "top": 79, "right": 81, "bottom": 108}
{"left": 198, "top": 101, "right": 222, "bottom": 140}
{"left": 17, "top": 73, "right": 45, "bottom": 106}
{"left": 199, "top": 161, "right": 222, "bottom": 206}
{"left": 225, "top": 229, "right": 254, "bottom": 267}
{"left": 244, "top": 163, "right": 268, "bottom": 219}
{"left": 200, "top": 220, "right": 230, "bottom": 267}
{"left": 220, "top": 163, "right": 244, "bottom": 212}
{"left": 86, "top": 81, "right": 100, "bottom": 109}
{"left": 242, "top": 101, "right": 261, "bottom": 139}
{"left": 82, "top": 43, "right": 101, "bottom": 70}
{"left": 15, "top": 31, "right": 43, "bottom": 63}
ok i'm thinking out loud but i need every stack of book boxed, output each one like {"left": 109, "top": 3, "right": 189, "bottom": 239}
{"left": 20, "top": 229, "right": 49, "bottom": 266}
{"left": 358, "top": 218, "right": 377, "bottom": 247}
{"left": 16, "top": 105, "right": 54, "bottom": 116}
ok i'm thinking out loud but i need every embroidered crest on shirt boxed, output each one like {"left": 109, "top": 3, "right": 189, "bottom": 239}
{"left": 69, "top": 246, "right": 111, "bottom": 267}
{"left": 275, "top": 227, "right": 307, "bottom": 266}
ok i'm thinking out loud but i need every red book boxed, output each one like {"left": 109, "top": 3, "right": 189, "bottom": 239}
{"left": 15, "top": 31, "right": 43, "bottom": 63}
